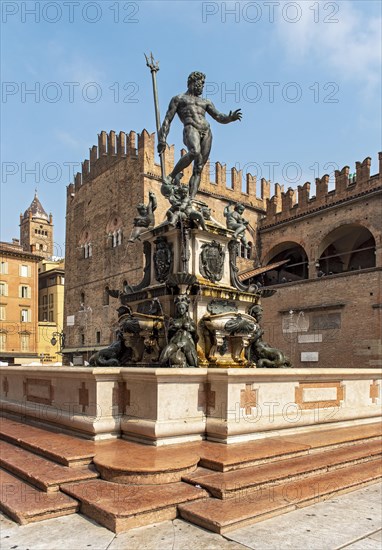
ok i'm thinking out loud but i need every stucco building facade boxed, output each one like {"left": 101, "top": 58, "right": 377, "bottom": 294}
{"left": 0, "top": 240, "right": 41, "bottom": 364}
{"left": 0, "top": 193, "right": 66, "bottom": 365}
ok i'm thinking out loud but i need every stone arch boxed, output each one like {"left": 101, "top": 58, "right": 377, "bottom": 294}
{"left": 106, "top": 214, "right": 123, "bottom": 247}
{"left": 262, "top": 241, "right": 309, "bottom": 284}
{"left": 79, "top": 226, "right": 91, "bottom": 246}
{"left": 106, "top": 213, "right": 123, "bottom": 234}
{"left": 317, "top": 223, "right": 376, "bottom": 275}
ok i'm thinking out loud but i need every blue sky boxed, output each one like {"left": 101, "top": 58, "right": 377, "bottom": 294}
{"left": 1, "top": 0, "right": 381, "bottom": 254}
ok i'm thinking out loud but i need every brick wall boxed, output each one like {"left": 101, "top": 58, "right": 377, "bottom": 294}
{"left": 63, "top": 129, "right": 381, "bottom": 368}
{"left": 260, "top": 269, "right": 381, "bottom": 368}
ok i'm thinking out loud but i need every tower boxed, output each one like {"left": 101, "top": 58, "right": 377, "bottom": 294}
{"left": 19, "top": 191, "right": 54, "bottom": 259}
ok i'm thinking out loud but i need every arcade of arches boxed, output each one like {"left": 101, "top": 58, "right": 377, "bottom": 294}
{"left": 262, "top": 225, "right": 376, "bottom": 286}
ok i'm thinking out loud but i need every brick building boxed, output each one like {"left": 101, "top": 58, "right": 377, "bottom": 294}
{"left": 62, "top": 129, "right": 381, "bottom": 367}
{"left": 256, "top": 154, "right": 382, "bottom": 369}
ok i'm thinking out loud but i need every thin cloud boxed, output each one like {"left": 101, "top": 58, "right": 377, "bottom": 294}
{"left": 59, "top": 58, "right": 105, "bottom": 87}
{"left": 276, "top": 1, "right": 381, "bottom": 95}
{"left": 44, "top": 42, "right": 105, "bottom": 86}
{"left": 55, "top": 131, "right": 85, "bottom": 150}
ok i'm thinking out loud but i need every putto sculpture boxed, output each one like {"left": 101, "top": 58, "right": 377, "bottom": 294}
{"left": 128, "top": 191, "right": 157, "bottom": 242}
{"left": 224, "top": 202, "right": 250, "bottom": 249}
{"left": 164, "top": 173, "right": 206, "bottom": 230}
{"left": 158, "top": 71, "right": 242, "bottom": 199}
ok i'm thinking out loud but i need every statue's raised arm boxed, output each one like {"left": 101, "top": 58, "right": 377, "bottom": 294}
{"left": 206, "top": 101, "right": 242, "bottom": 124}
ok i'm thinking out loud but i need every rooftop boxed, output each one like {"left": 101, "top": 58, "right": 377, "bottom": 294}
{"left": 22, "top": 190, "right": 49, "bottom": 221}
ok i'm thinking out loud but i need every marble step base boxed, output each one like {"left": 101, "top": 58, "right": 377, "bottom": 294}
{"left": 1, "top": 417, "right": 381, "bottom": 534}
{"left": 0, "top": 440, "right": 98, "bottom": 492}
{"left": 93, "top": 439, "right": 200, "bottom": 484}
{"left": 183, "top": 439, "right": 382, "bottom": 498}
{"left": 0, "top": 468, "right": 79, "bottom": 525}
{"left": 61, "top": 479, "right": 208, "bottom": 533}
{"left": 197, "top": 422, "right": 382, "bottom": 472}
{"left": 0, "top": 418, "right": 96, "bottom": 467}
{"left": 179, "top": 459, "right": 382, "bottom": 534}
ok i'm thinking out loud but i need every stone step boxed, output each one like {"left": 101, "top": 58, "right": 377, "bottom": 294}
{"left": 178, "top": 459, "right": 382, "bottom": 534}
{"left": 183, "top": 439, "right": 382, "bottom": 498}
{"left": 0, "top": 440, "right": 98, "bottom": 492}
{"left": 61, "top": 479, "right": 209, "bottom": 533}
{"left": 198, "top": 422, "right": 382, "bottom": 471}
{"left": 92, "top": 438, "right": 200, "bottom": 484}
{"left": 0, "top": 468, "right": 79, "bottom": 525}
{"left": 0, "top": 417, "right": 96, "bottom": 466}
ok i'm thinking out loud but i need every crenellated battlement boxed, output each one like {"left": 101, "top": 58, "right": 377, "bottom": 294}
{"left": 66, "top": 129, "right": 267, "bottom": 211}
{"left": 260, "top": 153, "right": 382, "bottom": 228}
{"left": 67, "top": 130, "right": 140, "bottom": 197}
{"left": 66, "top": 131, "right": 381, "bottom": 223}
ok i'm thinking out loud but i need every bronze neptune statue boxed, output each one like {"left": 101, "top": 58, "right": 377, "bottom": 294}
{"left": 158, "top": 71, "right": 242, "bottom": 199}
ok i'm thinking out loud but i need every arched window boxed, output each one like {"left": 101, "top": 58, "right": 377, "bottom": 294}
{"left": 106, "top": 215, "right": 123, "bottom": 249}
{"left": 79, "top": 229, "right": 92, "bottom": 259}
{"left": 240, "top": 242, "right": 252, "bottom": 259}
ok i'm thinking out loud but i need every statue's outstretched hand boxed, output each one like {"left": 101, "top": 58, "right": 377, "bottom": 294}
{"left": 229, "top": 109, "right": 242, "bottom": 121}
{"left": 157, "top": 141, "right": 166, "bottom": 154}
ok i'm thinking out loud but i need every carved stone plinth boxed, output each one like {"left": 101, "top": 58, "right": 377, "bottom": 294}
{"left": 1, "top": 366, "right": 380, "bottom": 444}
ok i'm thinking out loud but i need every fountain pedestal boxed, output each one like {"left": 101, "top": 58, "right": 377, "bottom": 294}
{"left": 105, "top": 219, "right": 263, "bottom": 369}
{"left": 0, "top": 366, "right": 380, "bottom": 445}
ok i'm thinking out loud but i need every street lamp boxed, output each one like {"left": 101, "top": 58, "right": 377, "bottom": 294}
{"left": 50, "top": 331, "right": 65, "bottom": 353}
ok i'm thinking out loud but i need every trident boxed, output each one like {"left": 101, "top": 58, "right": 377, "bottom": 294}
{"left": 144, "top": 52, "right": 166, "bottom": 181}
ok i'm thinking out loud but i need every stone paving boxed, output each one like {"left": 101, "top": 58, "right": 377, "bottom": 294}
{"left": 0, "top": 482, "right": 381, "bottom": 550}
